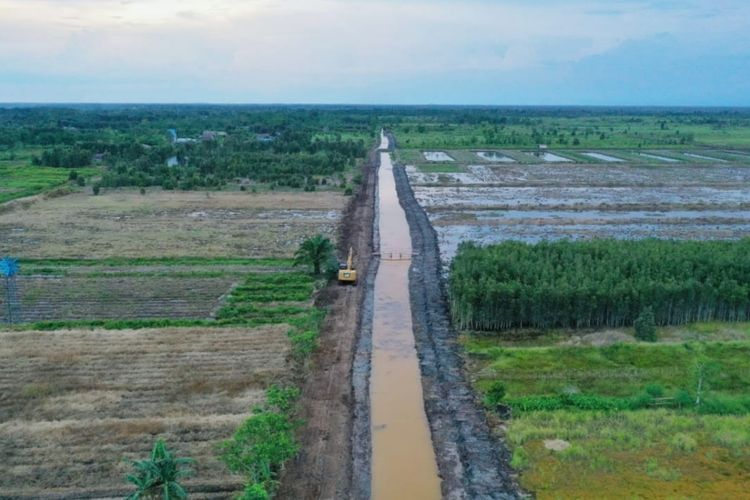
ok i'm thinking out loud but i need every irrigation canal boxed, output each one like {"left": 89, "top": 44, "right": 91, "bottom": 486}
{"left": 369, "top": 135, "right": 442, "bottom": 499}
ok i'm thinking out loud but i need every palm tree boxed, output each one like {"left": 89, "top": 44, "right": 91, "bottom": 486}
{"left": 294, "top": 235, "right": 334, "bottom": 275}
{"left": 126, "top": 439, "right": 193, "bottom": 500}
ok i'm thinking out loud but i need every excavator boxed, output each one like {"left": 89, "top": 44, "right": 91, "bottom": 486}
{"left": 338, "top": 247, "right": 357, "bottom": 285}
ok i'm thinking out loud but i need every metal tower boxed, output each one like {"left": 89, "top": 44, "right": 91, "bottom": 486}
{"left": 1, "top": 257, "right": 20, "bottom": 324}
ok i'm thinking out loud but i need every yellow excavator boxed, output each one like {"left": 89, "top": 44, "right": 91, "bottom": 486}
{"left": 338, "top": 247, "right": 357, "bottom": 285}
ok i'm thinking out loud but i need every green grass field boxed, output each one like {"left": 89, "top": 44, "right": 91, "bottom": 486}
{"left": 507, "top": 410, "right": 750, "bottom": 499}
{"left": 0, "top": 164, "right": 99, "bottom": 204}
{"left": 467, "top": 339, "right": 750, "bottom": 405}
{"left": 392, "top": 116, "right": 750, "bottom": 150}
{"left": 465, "top": 324, "right": 750, "bottom": 497}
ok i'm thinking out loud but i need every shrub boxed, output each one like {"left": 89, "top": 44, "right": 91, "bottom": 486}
{"left": 634, "top": 307, "right": 657, "bottom": 342}
{"left": 240, "top": 483, "right": 270, "bottom": 500}
{"left": 484, "top": 381, "right": 506, "bottom": 407}
{"left": 92, "top": 182, "right": 101, "bottom": 195}
{"left": 76, "top": 176, "right": 85, "bottom": 186}
{"left": 344, "top": 187, "right": 353, "bottom": 196}
{"left": 220, "top": 386, "right": 300, "bottom": 499}
{"left": 645, "top": 383, "right": 665, "bottom": 398}
{"left": 670, "top": 433, "right": 697, "bottom": 453}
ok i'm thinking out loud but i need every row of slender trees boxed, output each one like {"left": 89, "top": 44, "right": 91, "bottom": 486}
{"left": 449, "top": 239, "right": 750, "bottom": 331}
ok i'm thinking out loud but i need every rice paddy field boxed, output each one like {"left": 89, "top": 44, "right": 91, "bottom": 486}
{"left": 0, "top": 173, "right": 332, "bottom": 497}
{"left": 0, "top": 325, "right": 292, "bottom": 498}
{"left": 399, "top": 137, "right": 750, "bottom": 497}
{"left": 402, "top": 150, "right": 750, "bottom": 262}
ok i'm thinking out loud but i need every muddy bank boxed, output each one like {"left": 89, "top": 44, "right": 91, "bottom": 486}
{"left": 393, "top": 163, "right": 522, "bottom": 499}
{"left": 351, "top": 149, "right": 380, "bottom": 500}
{"left": 277, "top": 142, "right": 379, "bottom": 499}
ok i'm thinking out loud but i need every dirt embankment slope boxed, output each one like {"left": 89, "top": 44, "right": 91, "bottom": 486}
{"left": 393, "top": 162, "right": 522, "bottom": 499}
{"left": 277, "top": 142, "right": 379, "bottom": 500}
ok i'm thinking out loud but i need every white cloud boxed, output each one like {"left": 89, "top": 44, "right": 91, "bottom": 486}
{"left": 0, "top": 0, "right": 748, "bottom": 102}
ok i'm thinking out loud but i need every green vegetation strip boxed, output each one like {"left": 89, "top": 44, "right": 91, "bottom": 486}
{"left": 450, "top": 239, "right": 750, "bottom": 331}
{"left": 0, "top": 165, "right": 99, "bottom": 204}
{"left": 469, "top": 339, "right": 750, "bottom": 415}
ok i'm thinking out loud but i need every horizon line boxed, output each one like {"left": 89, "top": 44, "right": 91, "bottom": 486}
{"left": 2, "top": 102, "right": 750, "bottom": 110}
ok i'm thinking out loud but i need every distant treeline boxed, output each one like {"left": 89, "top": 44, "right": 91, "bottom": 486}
{"left": 4, "top": 105, "right": 750, "bottom": 189}
{"left": 0, "top": 106, "right": 374, "bottom": 190}
{"left": 449, "top": 239, "right": 750, "bottom": 331}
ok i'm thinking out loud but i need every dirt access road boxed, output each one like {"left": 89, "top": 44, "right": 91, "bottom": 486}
{"left": 277, "top": 136, "right": 380, "bottom": 499}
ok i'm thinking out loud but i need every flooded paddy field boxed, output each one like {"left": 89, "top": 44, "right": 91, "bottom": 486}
{"left": 422, "top": 151, "right": 455, "bottom": 162}
{"left": 581, "top": 152, "right": 625, "bottom": 162}
{"left": 402, "top": 148, "right": 750, "bottom": 168}
{"left": 476, "top": 151, "right": 516, "bottom": 162}
{"left": 405, "top": 160, "right": 750, "bottom": 262}
{"left": 639, "top": 152, "right": 681, "bottom": 162}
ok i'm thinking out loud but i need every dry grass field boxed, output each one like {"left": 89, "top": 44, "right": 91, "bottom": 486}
{"left": 0, "top": 325, "right": 292, "bottom": 498}
{"left": 0, "top": 189, "right": 345, "bottom": 259}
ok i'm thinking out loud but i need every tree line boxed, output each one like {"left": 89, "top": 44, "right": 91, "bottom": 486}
{"left": 449, "top": 239, "right": 750, "bottom": 331}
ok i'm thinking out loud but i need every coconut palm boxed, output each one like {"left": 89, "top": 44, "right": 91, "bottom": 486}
{"left": 126, "top": 439, "right": 193, "bottom": 500}
{"left": 294, "top": 234, "right": 334, "bottom": 275}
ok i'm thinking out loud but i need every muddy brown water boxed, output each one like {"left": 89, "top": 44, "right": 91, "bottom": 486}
{"left": 379, "top": 129, "right": 389, "bottom": 151}
{"left": 370, "top": 151, "right": 441, "bottom": 499}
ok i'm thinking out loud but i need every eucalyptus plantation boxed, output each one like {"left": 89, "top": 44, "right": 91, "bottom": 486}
{"left": 449, "top": 239, "right": 750, "bottom": 331}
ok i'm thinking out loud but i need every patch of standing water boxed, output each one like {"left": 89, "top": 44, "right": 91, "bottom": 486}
{"left": 379, "top": 129, "right": 389, "bottom": 150}
{"left": 476, "top": 151, "right": 516, "bottom": 162}
{"left": 539, "top": 152, "right": 573, "bottom": 162}
{"left": 640, "top": 153, "right": 680, "bottom": 163}
{"left": 582, "top": 152, "right": 625, "bottom": 162}
{"left": 422, "top": 151, "right": 455, "bottom": 162}
{"left": 435, "top": 222, "right": 750, "bottom": 262}
{"left": 473, "top": 209, "right": 750, "bottom": 222}
{"left": 684, "top": 153, "right": 727, "bottom": 163}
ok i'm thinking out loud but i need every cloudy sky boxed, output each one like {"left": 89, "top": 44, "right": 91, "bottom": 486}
{"left": 1, "top": 0, "right": 749, "bottom": 105}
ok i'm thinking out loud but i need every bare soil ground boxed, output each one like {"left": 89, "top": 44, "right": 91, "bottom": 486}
{"left": 277, "top": 144, "right": 378, "bottom": 499}
{"left": 0, "top": 325, "right": 291, "bottom": 499}
{"left": 0, "top": 189, "right": 345, "bottom": 258}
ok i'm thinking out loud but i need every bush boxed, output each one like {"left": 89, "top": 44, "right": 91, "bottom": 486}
{"left": 634, "top": 307, "right": 657, "bottom": 342}
{"left": 76, "top": 176, "right": 86, "bottom": 186}
{"left": 485, "top": 381, "right": 506, "bottom": 407}
{"left": 92, "top": 182, "right": 101, "bottom": 195}
{"left": 344, "top": 187, "right": 353, "bottom": 196}
{"left": 220, "top": 386, "right": 300, "bottom": 499}
{"left": 645, "top": 383, "right": 665, "bottom": 398}
{"left": 670, "top": 433, "right": 697, "bottom": 452}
